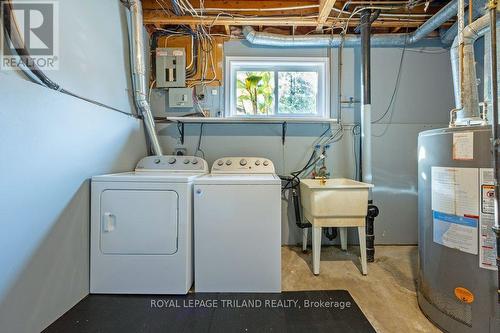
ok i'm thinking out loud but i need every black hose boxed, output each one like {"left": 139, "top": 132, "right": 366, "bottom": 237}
{"left": 324, "top": 228, "right": 338, "bottom": 241}
{"left": 2, "top": 1, "right": 60, "bottom": 90}
{"left": 292, "top": 188, "right": 311, "bottom": 229}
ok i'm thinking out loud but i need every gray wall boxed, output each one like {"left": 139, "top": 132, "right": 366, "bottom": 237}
{"left": 0, "top": 1, "right": 148, "bottom": 332}
{"left": 152, "top": 40, "right": 454, "bottom": 245}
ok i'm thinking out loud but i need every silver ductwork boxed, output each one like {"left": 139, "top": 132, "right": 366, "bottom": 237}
{"left": 450, "top": 8, "right": 500, "bottom": 125}
{"left": 243, "top": 0, "right": 461, "bottom": 48}
{"left": 127, "top": 0, "right": 163, "bottom": 156}
{"left": 440, "top": 0, "right": 487, "bottom": 45}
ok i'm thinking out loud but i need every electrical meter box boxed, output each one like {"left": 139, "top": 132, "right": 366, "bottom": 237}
{"left": 156, "top": 48, "right": 186, "bottom": 88}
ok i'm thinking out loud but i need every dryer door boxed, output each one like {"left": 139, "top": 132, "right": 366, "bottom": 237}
{"left": 100, "top": 189, "right": 178, "bottom": 255}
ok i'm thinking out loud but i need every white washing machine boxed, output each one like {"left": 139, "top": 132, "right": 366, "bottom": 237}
{"left": 194, "top": 157, "right": 281, "bottom": 293}
{"left": 90, "top": 155, "right": 208, "bottom": 294}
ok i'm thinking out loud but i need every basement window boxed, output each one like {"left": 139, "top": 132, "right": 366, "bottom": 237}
{"left": 225, "top": 57, "right": 329, "bottom": 119}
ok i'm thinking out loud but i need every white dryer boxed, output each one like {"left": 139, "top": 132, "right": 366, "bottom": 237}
{"left": 194, "top": 157, "right": 281, "bottom": 293}
{"left": 90, "top": 155, "right": 208, "bottom": 294}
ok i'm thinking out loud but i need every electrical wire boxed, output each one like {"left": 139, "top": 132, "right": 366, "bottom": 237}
{"left": 371, "top": 23, "right": 408, "bottom": 124}
{"left": 195, "top": 123, "right": 206, "bottom": 158}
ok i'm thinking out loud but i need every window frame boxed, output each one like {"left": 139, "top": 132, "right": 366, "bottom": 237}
{"left": 225, "top": 56, "right": 330, "bottom": 120}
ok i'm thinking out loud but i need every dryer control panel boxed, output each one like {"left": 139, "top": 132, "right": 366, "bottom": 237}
{"left": 135, "top": 155, "right": 208, "bottom": 173}
{"left": 211, "top": 157, "right": 275, "bottom": 174}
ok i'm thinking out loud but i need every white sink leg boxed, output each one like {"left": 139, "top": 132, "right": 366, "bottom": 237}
{"left": 340, "top": 227, "right": 348, "bottom": 251}
{"left": 358, "top": 226, "right": 368, "bottom": 275}
{"left": 302, "top": 228, "right": 308, "bottom": 252}
{"left": 312, "top": 226, "right": 322, "bottom": 275}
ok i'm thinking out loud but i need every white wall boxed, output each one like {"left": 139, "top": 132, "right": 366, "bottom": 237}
{"left": 5, "top": 0, "right": 135, "bottom": 114}
{"left": 0, "top": 1, "right": 148, "bottom": 332}
{"left": 152, "top": 41, "right": 454, "bottom": 245}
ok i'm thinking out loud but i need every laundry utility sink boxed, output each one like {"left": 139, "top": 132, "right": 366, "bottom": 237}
{"left": 299, "top": 178, "right": 374, "bottom": 276}
{"left": 300, "top": 178, "right": 373, "bottom": 224}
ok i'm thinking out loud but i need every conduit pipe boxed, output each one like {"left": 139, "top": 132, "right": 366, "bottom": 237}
{"left": 243, "top": 0, "right": 462, "bottom": 48}
{"left": 450, "top": 8, "right": 500, "bottom": 124}
{"left": 127, "top": 0, "right": 163, "bottom": 155}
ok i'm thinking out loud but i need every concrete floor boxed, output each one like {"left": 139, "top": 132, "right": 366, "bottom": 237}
{"left": 282, "top": 245, "right": 442, "bottom": 333}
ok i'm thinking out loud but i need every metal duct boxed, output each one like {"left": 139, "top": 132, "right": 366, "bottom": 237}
{"left": 127, "top": 0, "right": 163, "bottom": 156}
{"left": 440, "top": 0, "right": 487, "bottom": 45}
{"left": 243, "top": 0, "right": 461, "bottom": 48}
{"left": 450, "top": 8, "right": 500, "bottom": 124}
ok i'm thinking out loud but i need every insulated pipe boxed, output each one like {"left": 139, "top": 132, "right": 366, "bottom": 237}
{"left": 128, "top": 0, "right": 163, "bottom": 156}
{"left": 242, "top": 0, "right": 461, "bottom": 48}
{"left": 450, "top": 9, "right": 500, "bottom": 124}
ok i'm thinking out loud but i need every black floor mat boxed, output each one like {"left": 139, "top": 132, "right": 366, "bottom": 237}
{"left": 44, "top": 290, "right": 375, "bottom": 333}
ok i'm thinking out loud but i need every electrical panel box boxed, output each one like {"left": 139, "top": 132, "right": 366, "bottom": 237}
{"left": 168, "top": 87, "right": 193, "bottom": 108}
{"left": 156, "top": 48, "right": 186, "bottom": 88}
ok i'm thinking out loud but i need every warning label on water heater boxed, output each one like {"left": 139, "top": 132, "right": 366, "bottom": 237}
{"left": 479, "top": 168, "right": 498, "bottom": 271}
{"left": 431, "top": 167, "right": 479, "bottom": 255}
{"left": 452, "top": 132, "right": 474, "bottom": 160}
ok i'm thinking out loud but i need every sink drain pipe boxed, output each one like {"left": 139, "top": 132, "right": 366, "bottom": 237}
{"left": 359, "top": 9, "right": 379, "bottom": 262}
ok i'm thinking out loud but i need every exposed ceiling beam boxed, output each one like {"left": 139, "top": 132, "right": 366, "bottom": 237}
{"left": 143, "top": 12, "right": 432, "bottom": 29}
{"left": 317, "top": 0, "right": 337, "bottom": 31}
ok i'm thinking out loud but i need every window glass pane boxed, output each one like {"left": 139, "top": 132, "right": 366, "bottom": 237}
{"left": 236, "top": 71, "right": 275, "bottom": 116}
{"left": 278, "top": 72, "right": 318, "bottom": 114}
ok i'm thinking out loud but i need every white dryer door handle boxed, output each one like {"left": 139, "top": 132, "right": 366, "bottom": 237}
{"left": 102, "top": 212, "right": 116, "bottom": 232}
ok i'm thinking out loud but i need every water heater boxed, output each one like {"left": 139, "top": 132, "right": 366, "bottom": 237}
{"left": 418, "top": 126, "right": 500, "bottom": 332}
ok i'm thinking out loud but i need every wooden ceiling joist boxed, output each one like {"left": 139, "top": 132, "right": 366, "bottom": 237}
{"left": 316, "top": 0, "right": 336, "bottom": 30}
{"left": 143, "top": 12, "right": 429, "bottom": 29}
{"left": 142, "top": 0, "right": 453, "bottom": 35}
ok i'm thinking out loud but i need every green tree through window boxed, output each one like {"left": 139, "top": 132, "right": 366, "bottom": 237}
{"left": 236, "top": 71, "right": 274, "bottom": 115}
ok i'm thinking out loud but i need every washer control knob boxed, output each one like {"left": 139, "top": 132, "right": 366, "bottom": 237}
{"left": 217, "top": 160, "right": 224, "bottom": 166}
{"left": 240, "top": 159, "right": 247, "bottom": 166}
{"left": 168, "top": 157, "right": 176, "bottom": 164}
{"left": 263, "top": 160, "right": 270, "bottom": 166}
{"left": 183, "top": 159, "right": 190, "bottom": 164}
{"left": 226, "top": 160, "right": 233, "bottom": 166}
{"left": 192, "top": 159, "right": 198, "bottom": 165}
{"left": 255, "top": 160, "right": 261, "bottom": 166}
